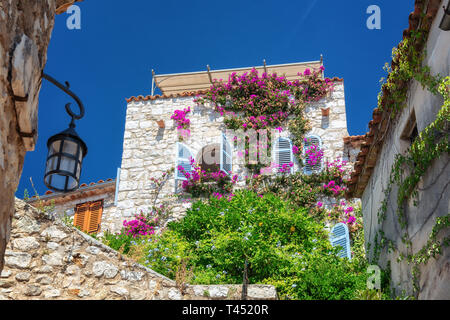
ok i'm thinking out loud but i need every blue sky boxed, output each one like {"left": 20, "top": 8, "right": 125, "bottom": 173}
{"left": 17, "top": 0, "right": 413, "bottom": 197}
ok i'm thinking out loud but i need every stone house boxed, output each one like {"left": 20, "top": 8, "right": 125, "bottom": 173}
{"left": 32, "top": 60, "right": 362, "bottom": 235}
{"left": 347, "top": 0, "right": 450, "bottom": 299}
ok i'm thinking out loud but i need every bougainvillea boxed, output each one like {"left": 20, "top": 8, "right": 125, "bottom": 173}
{"left": 178, "top": 158, "right": 238, "bottom": 198}
{"left": 195, "top": 67, "right": 333, "bottom": 132}
{"left": 304, "top": 143, "right": 324, "bottom": 167}
{"left": 171, "top": 107, "right": 191, "bottom": 140}
{"left": 122, "top": 213, "right": 157, "bottom": 238}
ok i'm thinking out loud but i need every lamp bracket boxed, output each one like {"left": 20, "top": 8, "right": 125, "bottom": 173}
{"left": 42, "top": 73, "right": 85, "bottom": 125}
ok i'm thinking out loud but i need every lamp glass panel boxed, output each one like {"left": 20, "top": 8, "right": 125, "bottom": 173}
{"left": 46, "top": 156, "right": 58, "bottom": 174}
{"left": 66, "top": 176, "right": 78, "bottom": 190}
{"left": 59, "top": 156, "right": 76, "bottom": 174}
{"left": 48, "top": 174, "right": 67, "bottom": 191}
{"left": 76, "top": 163, "right": 81, "bottom": 179}
{"left": 48, "top": 141, "right": 61, "bottom": 156}
{"left": 62, "top": 140, "right": 78, "bottom": 156}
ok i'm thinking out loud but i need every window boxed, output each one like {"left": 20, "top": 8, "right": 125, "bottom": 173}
{"left": 220, "top": 133, "right": 232, "bottom": 176}
{"left": 401, "top": 110, "right": 418, "bottom": 168}
{"left": 175, "top": 142, "right": 194, "bottom": 181}
{"left": 274, "top": 137, "right": 294, "bottom": 174}
{"left": 329, "top": 223, "right": 351, "bottom": 260}
{"left": 401, "top": 110, "right": 418, "bottom": 145}
{"left": 74, "top": 200, "right": 103, "bottom": 234}
{"left": 198, "top": 144, "right": 220, "bottom": 173}
{"left": 303, "top": 135, "right": 323, "bottom": 174}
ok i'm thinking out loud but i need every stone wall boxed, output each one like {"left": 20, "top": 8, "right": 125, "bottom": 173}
{"left": 361, "top": 4, "right": 450, "bottom": 299}
{"left": 0, "top": 0, "right": 79, "bottom": 273}
{"left": 103, "top": 80, "right": 350, "bottom": 233}
{"left": 0, "top": 198, "right": 277, "bottom": 300}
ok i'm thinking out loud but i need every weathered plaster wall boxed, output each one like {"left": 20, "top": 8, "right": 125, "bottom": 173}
{"left": 0, "top": 199, "right": 277, "bottom": 300}
{"left": 102, "top": 81, "right": 350, "bottom": 233}
{"left": 362, "top": 5, "right": 450, "bottom": 299}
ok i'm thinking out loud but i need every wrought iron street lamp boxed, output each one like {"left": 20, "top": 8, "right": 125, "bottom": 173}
{"left": 43, "top": 73, "right": 88, "bottom": 193}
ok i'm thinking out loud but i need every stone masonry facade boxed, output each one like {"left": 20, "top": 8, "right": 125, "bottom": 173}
{"left": 101, "top": 80, "right": 351, "bottom": 233}
{"left": 0, "top": 198, "right": 277, "bottom": 300}
{"left": 0, "top": 0, "right": 81, "bottom": 273}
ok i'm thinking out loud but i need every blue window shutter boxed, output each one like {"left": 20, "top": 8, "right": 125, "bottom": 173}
{"left": 303, "top": 135, "right": 323, "bottom": 174}
{"left": 274, "top": 138, "right": 293, "bottom": 174}
{"left": 329, "top": 223, "right": 351, "bottom": 260}
{"left": 220, "top": 133, "right": 232, "bottom": 176}
{"left": 175, "top": 142, "right": 193, "bottom": 181}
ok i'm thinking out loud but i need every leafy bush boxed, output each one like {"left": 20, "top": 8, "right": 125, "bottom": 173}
{"left": 133, "top": 190, "right": 376, "bottom": 300}
{"left": 102, "top": 231, "right": 136, "bottom": 254}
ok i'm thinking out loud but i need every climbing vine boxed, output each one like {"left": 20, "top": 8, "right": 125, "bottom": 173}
{"left": 373, "top": 76, "right": 450, "bottom": 295}
{"left": 378, "top": 30, "right": 442, "bottom": 116}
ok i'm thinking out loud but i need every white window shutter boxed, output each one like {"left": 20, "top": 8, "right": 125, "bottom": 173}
{"left": 303, "top": 135, "right": 322, "bottom": 174}
{"left": 274, "top": 138, "right": 293, "bottom": 174}
{"left": 329, "top": 223, "right": 351, "bottom": 260}
{"left": 175, "top": 142, "right": 193, "bottom": 181}
{"left": 220, "top": 133, "right": 232, "bottom": 176}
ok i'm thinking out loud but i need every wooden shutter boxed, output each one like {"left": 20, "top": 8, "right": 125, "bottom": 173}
{"left": 73, "top": 200, "right": 103, "bottom": 234}
{"left": 303, "top": 135, "right": 322, "bottom": 174}
{"left": 74, "top": 203, "right": 89, "bottom": 231}
{"left": 329, "top": 223, "right": 351, "bottom": 260}
{"left": 275, "top": 138, "right": 293, "bottom": 174}
{"left": 87, "top": 200, "right": 103, "bottom": 234}
{"left": 220, "top": 133, "right": 232, "bottom": 176}
{"left": 175, "top": 143, "right": 193, "bottom": 181}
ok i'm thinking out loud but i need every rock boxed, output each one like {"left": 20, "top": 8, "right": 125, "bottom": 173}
{"left": 110, "top": 286, "right": 129, "bottom": 298}
{"left": 247, "top": 285, "right": 278, "bottom": 300}
{"left": 168, "top": 288, "right": 182, "bottom": 300}
{"left": 35, "top": 266, "right": 53, "bottom": 274}
{"left": 120, "top": 270, "right": 144, "bottom": 282}
{"left": 4, "top": 251, "right": 32, "bottom": 269}
{"left": 78, "top": 288, "right": 90, "bottom": 298}
{"left": 0, "top": 270, "right": 12, "bottom": 278}
{"left": 0, "top": 280, "right": 15, "bottom": 288}
{"left": 93, "top": 261, "right": 119, "bottom": 279}
{"left": 130, "top": 289, "right": 147, "bottom": 300}
{"left": 41, "top": 226, "right": 68, "bottom": 242}
{"left": 46, "top": 242, "right": 60, "bottom": 250}
{"left": 14, "top": 215, "right": 40, "bottom": 234}
{"left": 86, "top": 246, "right": 100, "bottom": 255}
{"left": 15, "top": 272, "right": 31, "bottom": 282}
{"left": 42, "top": 252, "right": 63, "bottom": 266}
{"left": 43, "top": 288, "right": 60, "bottom": 299}
{"left": 93, "top": 288, "right": 109, "bottom": 300}
{"left": 208, "top": 286, "right": 229, "bottom": 298}
{"left": 12, "top": 237, "right": 40, "bottom": 251}
{"left": 65, "top": 265, "right": 80, "bottom": 275}
{"left": 24, "top": 285, "right": 42, "bottom": 297}
{"left": 36, "top": 275, "right": 53, "bottom": 285}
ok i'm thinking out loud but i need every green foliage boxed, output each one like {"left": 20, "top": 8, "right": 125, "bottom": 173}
{"left": 23, "top": 189, "right": 30, "bottom": 201}
{"left": 102, "top": 231, "right": 136, "bottom": 254}
{"left": 131, "top": 190, "right": 380, "bottom": 300}
{"left": 378, "top": 30, "right": 442, "bottom": 116}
